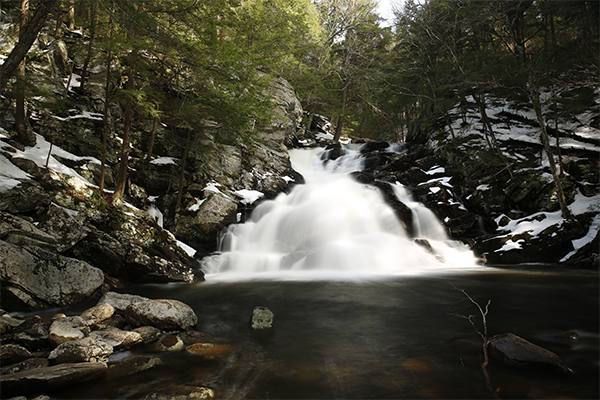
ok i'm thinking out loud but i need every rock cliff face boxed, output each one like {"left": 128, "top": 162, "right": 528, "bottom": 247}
{"left": 0, "top": 21, "right": 305, "bottom": 311}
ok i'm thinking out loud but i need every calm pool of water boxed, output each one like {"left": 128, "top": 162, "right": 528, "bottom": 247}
{"left": 57, "top": 268, "right": 599, "bottom": 399}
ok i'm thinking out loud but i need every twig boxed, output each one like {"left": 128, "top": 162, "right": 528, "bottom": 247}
{"left": 450, "top": 282, "right": 500, "bottom": 399}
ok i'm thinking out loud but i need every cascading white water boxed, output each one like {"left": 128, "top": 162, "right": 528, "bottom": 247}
{"left": 200, "top": 147, "right": 479, "bottom": 279}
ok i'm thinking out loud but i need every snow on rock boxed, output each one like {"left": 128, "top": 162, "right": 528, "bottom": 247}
{"left": 233, "top": 189, "right": 264, "bottom": 205}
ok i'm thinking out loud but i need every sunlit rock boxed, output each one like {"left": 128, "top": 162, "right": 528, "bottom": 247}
{"left": 125, "top": 299, "right": 198, "bottom": 331}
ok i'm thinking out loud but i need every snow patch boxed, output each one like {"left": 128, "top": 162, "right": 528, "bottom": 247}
{"left": 234, "top": 189, "right": 264, "bottom": 205}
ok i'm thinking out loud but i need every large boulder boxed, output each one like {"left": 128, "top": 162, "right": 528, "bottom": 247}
{"left": 125, "top": 299, "right": 198, "bottom": 331}
{"left": 0, "top": 241, "right": 105, "bottom": 311}
{"left": 0, "top": 211, "right": 58, "bottom": 250}
{"left": 173, "top": 192, "right": 239, "bottom": 255}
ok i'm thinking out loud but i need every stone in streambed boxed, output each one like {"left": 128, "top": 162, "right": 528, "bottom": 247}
{"left": 48, "top": 316, "right": 90, "bottom": 346}
{"left": 144, "top": 385, "right": 215, "bottom": 400}
{"left": 88, "top": 327, "right": 143, "bottom": 350}
{"left": 48, "top": 336, "right": 113, "bottom": 364}
{"left": 250, "top": 306, "right": 274, "bottom": 330}
{"left": 106, "top": 356, "right": 162, "bottom": 380}
{"left": 80, "top": 303, "right": 115, "bottom": 322}
{"left": 0, "top": 362, "right": 107, "bottom": 398}
{"left": 125, "top": 299, "right": 198, "bottom": 331}
{"left": 96, "top": 291, "right": 149, "bottom": 313}
{"left": 185, "top": 343, "right": 232, "bottom": 360}
{"left": 0, "top": 344, "right": 32, "bottom": 365}
{"left": 488, "top": 332, "right": 574, "bottom": 373}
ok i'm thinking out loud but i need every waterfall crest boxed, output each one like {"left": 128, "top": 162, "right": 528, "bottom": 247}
{"left": 200, "top": 147, "right": 479, "bottom": 279}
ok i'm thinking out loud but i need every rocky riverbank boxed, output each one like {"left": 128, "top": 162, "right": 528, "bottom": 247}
{"left": 1, "top": 292, "right": 221, "bottom": 399}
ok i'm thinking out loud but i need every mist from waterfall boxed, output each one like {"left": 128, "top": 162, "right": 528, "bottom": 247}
{"left": 200, "top": 147, "right": 479, "bottom": 280}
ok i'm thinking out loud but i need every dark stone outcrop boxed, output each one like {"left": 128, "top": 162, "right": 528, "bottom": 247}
{"left": 488, "top": 332, "right": 574, "bottom": 373}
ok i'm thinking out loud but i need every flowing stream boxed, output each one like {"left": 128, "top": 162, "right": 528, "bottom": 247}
{"left": 57, "top": 147, "right": 599, "bottom": 399}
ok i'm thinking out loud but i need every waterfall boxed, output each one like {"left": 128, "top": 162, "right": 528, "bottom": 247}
{"left": 200, "top": 147, "right": 478, "bottom": 279}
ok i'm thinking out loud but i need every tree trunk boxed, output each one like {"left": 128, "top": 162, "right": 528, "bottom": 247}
{"left": 146, "top": 116, "right": 158, "bottom": 161}
{"left": 114, "top": 66, "right": 135, "bottom": 199}
{"left": 528, "top": 75, "right": 570, "bottom": 219}
{"left": 0, "top": 0, "right": 57, "bottom": 92}
{"left": 474, "top": 93, "right": 513, "bottom": 178}
{"left": 79, "top": 3, "right": 97, "bottom": 91}
{"left": 68, "top": 0, "right": 75, "bottom": 30}
{"left": 334, "top": 84, "right": 348, "bottom": 142}
{"left": 176, "top": 130, "right": 194, "bottom": 207}
{"left": 54, "top": 1, "right": 62, "bottom": 38}
{"left": 99, "top": 50, "right": 112, "bottom": 195}
{"left": 15, "top": 0, "right": 36, "bottom": 146}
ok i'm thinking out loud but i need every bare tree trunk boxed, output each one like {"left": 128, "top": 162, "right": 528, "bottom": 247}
{"left": 176, "top": 130, "right": 194, "bottom": 207}
{"left": 99, "top": 50, "right": 112, "bottom": 195}
{"left": 146, "top": 116, "right": 158, "bottom": 161}
{"left": 334, "top": 84, "right": 348, "bottom": 142}
{"left": 68, "top": 0, "right": 75, "bottom": 30}
{"left": 474, "top": 92, "right": 513, "bottom": 178}
{"left": 114, "top": 65, "right": 135, "bottom": 199}
{"left": 0, "top": 0, "right": 57, "bottom": 91}
{"left": 528, "top": 75, "right": 570, "bottom": 219}
{"left": 15, "top": 0, "right": 36, "bottom": 146}
{"left": 79, "top": 3, "right": 97, "bottom": 91}
{"left": 54, "top": 1, "right": 62, "bottom": 38}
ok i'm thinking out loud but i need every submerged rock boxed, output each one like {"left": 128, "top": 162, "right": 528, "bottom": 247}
{"left": 488, "top": 332, "right": 574, "bottom": 373}
{"left": 144, "top": 385, "right": 215, "bottom": 400}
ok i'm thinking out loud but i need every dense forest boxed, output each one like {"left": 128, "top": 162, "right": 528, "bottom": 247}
{"left": 2, "top": 0, "right": 598, "bottom": 174}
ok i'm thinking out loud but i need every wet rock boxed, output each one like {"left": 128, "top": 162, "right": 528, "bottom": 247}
{"left": 178, "top": 331, "right": 224, "bottom": 346}
{"left": 0, "top": 241, "right": 105, "bottom": 311}
{"left": 89, "top": 327, "right": 143, "bottom": 351}
{"left": 10, "top": 316, "right": 49, "bottom": 348}
{"left": 1, "top": 357, "right": 49, "bottom": 375}
{"left": 185, "top": 343, "right": 232, "bottom": 360}
{"left": 488, "top": 332, "right": 574, "bottom": 373}
{"left": 250, "top": 306, "right": 274, "bottom": 330}
{"left": 48, "top": 336, "right": 113, "bottom": 364}
{"left": 0, "top": 362, "right": 107, "bottom": 398}
{"left": 96, "top": 292, "right": 149, "bottom": 313}
{"left": 48, "top": 316, "right": 90, "bottom": 346}
{"left": 80, "top": 303, "right": 115, "bottom": 322}
{"left": 106, "top": 356, "right": 162, "bottom": 380}
{"left": 144, "top": 385, "right": 215, "bottom": 400}
{"left": 132, "top": 326, "right": 163, "bottom": 343}
{"left": 149, "top": 334, "right": 184, "bottom": 352}
{"left": 125, "top": 299, "right": 198, "bottom": 331}
{"left": 0, "top": 315, "right": 24, "bottom": 333}
{"left": 1, "top": 344, "right": 32, "bottom": 365}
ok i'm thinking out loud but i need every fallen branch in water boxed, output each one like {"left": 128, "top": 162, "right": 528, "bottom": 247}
{"left": 450, "top": 282, "right": 500, "bottom": 399}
